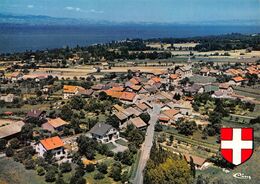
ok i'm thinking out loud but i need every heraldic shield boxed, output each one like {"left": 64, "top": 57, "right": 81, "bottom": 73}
{"left": 221, "top": 128, "right": 254, "bottom": 165}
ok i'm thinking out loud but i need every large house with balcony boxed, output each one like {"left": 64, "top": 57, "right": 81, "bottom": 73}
{"left": 87, "top": 123, "right": 119, "bottom": 143}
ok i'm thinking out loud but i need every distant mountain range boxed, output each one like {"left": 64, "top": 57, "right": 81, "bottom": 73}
{"left": 0, "top": 13, "right": 260, "bottom": 26}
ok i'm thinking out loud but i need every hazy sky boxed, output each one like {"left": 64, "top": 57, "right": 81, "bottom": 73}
{"left": 1, "top": 0, "right": 260, "bottom": 23}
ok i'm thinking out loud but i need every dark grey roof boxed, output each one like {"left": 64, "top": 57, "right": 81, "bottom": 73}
{"left": 26, "top": 109, "right": 45, "bottom": 118}
{"left": 89, "top": 123, "right": 113, "bottom": 137}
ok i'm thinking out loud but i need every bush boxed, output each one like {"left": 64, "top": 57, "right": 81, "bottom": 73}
{"left": 97, "top": 162, "right": 108, "bottom": 174}
{"left": 24, "top": 158, "right": 35, "bottom": 170}
{"left": 5, "top": 147, "right": 14, "bottom": 157}
{"left": 59, "top": 162, "right": 72, "bottom": 173}
{"left": 121, "top": 171, "right": 129, "bottom": 183}
{"left": 9, "top": 138, "right": 20, "bottom": 149}
{"left": 155, "top": 123, "right": 163, "bottom": 132}
{"left": 45, "top": 169, "right": 56, "bottom": 182}
{"left": 140, "top": 113, "right": 151, "bottom": 124}
{"left": 0, "top": 138, "right": 7, "bottom": 150}
{"left": 36, "top": 166, "right": 45, "bottom": 176}
{"left": 85, "top": 163, "right": 95, "bottom": 172}
{"left": 109, "top": 162, "right": 122, "bottom": 181}
{"left": 105, "top": 150, "right": 114, "bottom": 157}
{"left": 128, "top": 143, "right": 137, "bottom": 154}
{"left": 94, "top": 172, "right": 105, "bottom": 180}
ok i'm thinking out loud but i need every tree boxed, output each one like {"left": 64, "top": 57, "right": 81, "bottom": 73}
{"left": 45, "top": 169, "right": 56, "bottom": 182}
{"left": 140, "top": 113, "right": 151, "bottom": 124}
{"left": 155, "top": 123, "right": 163, "bottom": 132}
{"left": 94, "top": 172, "right": 105, "bottom": 180}
{"left": 36, "top": 166, "right": 45, "bottom": 176}
{"left": 9, "top": 138, "right": 20, "bottom": 149}
{"left": 20, "top": 123, "right": 34, "bottom": 141}
{"left": 5, "top": 147, "right": 14, "bottom": 157}
{"left": 169, "top": 135, "right": 174, "bottom": 143}
{"left": 121, "top": 150, "right": 134, "bottom": 166}
{"left": 55, "top": 176, "right": 66, "bottom": 184}
{"left": 59, "top": 162, "right": 72, "bottom": 173}
{"left": 196, "top": 175, "right": 209, "bottom": 184}
{"left": 177, "top": 120, "right": 197, "bottom": 136}
{"left": 127, "top": 129, "right": 145, "bottom": 147}
{"left": 36, "top": 90, "right": 43, "bottom": 97}
{"left": 0, "top": 138, "right": 7, "bottom": 150}
{"left": 24, "top": 158, "right": 35, "bottom": 170}
{"left": 109, "top": 162, "right": 122, "bottom": 181}
{"left": 99, "top": 91, "right": 109, "bottom": 100}
{"left": 144, "top": 145, "right": 193, "bottom": 184}
{"left": 190, "top": 157, "right": 196, "bottom": 178}
{"left": 85, "top": 163, "right": 95, "bottom": 172}
{"left": 97, "top": 162, "right": 108, "bottom": 174}
{"left": 76, "top": 135, "right": 97, "bottom": 160}
{"left": 214, "top": 99, "right": 228, "bottom": 116}
{"left": 107, "top": 115, "right": 120, "bottom": 128}
{"left": 174, "top": 93, "right": 181, "bottom": 100}
{"left": 44, "top": 152, "right": 54, "bottom": 164}
{"left": 250, "top": 116, "right": 260, "bottom": 124}
{"left": 121, "top": 171, "right": 129, "bottom": 183}
{"left": 69, "top": 96, "right": 86, "bottom": 110}
{"left": 60, "top": 105, "right": 73, "bottom": 121}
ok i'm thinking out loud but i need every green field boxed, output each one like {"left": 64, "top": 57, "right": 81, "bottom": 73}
{"left": 233, "top": 86, "right": 260, "bottom": 101}
{"left": 0, "top": 157, "right": 47, "bottom": 184}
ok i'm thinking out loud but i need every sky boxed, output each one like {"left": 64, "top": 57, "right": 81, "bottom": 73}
{"left": 1, "top": 0, "right": 260, "bottom": 23}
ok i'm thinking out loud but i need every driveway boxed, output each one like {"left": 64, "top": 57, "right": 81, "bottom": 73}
{"left": 133, "top": 103, "right": 161, "bottom": 184}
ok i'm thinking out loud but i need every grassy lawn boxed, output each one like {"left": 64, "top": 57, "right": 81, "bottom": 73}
{"left": 0, "top": 157, "right": 47, "bottom": 184}
{"left": 106, "top": 143, "right": 116, "bottom": 151}
{"left": 85, "top": 171, "right": 117, "bottom": 184}
{"left": 115, "top": 139, "right": 128, "bottom": 147}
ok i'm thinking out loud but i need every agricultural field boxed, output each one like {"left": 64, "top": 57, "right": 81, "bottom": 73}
{"left": 0, "top": 157, "right": 47, "bottom": 184}
{"left": 196, "top": 148, "right": 260, "bottom": 184}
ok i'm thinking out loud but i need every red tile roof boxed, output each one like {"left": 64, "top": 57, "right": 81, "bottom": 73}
{"left": 232, "top": 76, "right": 246, "bottom": 82}
{"left": 120, "top": 92, "right": 136, "bottom": 101}
{"left": 162, "top": 109, "right": 180, "bottom": 119}
{"left": 151, "top": 77, "right": 161, "bottom": 83}
{"left": 47, "top": 118, "right": 68, "bottom": 128}
{"left": 106, "top": 90, "right": 123, "bottom": 98}
{"left": 169, "top": 74, "right": 179, "bottom": 80}
{"left": 129, "top": 77, "right": 140, "bottom": 85}
{"left": 129, "top": 85, "right": 142, "bottom": 91}
{"left": 111, "top": 86, "right": 125, "bottom": 92}
{"left": 40, "top": 136, "right": 64, "bottom": 151}
{"left": 63, "top": 85, "right": 79, "bottom": 93}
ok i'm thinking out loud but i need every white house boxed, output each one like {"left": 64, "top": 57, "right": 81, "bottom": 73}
{"left": 0, "top": 94, "right": 15, "bottom": 103}
{"left": 63, "top": 85, "right": 86, "bottom": 99}
{"left": 36, "top": 136, "right": 66, "bottom": 159}
{"left": 87, "top": 123, "right": 119, "bottom": 143}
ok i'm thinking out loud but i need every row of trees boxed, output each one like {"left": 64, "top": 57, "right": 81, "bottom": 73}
{"left": 144, "top": 144, "right": 193, "bottom": 184}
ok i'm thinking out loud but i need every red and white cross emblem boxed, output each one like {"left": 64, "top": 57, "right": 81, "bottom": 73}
{"left": 221, "top": 128, "right": 253, "bottom": 165}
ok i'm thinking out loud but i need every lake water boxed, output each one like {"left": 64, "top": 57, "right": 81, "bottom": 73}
{"left": 0, "top": 24, "right": 260, "bottom": 53}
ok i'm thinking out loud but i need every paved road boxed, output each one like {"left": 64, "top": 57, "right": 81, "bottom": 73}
{"left": 133, "top": 104, "right": 161, "bottom": 184}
